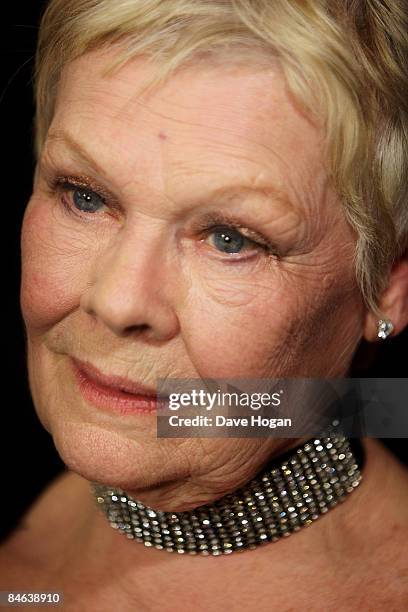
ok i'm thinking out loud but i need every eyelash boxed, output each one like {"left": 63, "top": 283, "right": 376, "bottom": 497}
{"left": 51, "top": 177, "right": 113, "bottom": 218}
{"left": 49, "top": 177, "right": 279, "bottom": 257}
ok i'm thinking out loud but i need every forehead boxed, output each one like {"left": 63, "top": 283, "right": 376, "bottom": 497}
{"left": 48, "top": 48, "right": 327, "bottom": 208}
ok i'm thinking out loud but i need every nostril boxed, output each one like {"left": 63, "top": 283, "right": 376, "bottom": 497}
{"left": 123, "top": 323, "right": 150, "bottom": 335}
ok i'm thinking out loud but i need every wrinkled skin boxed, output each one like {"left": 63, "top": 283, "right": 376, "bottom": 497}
{"left": 20, "top": 48, "right": 405, "bottom": 513}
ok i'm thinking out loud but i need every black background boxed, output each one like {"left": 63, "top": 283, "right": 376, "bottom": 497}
{"left": 1, "top": 2, "right": 407, "bottom": 544}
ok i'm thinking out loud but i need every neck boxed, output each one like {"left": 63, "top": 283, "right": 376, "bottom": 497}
{"left": 92, "top": 435, "right": 364, "bottom": 555}
{"left": 64, "top": 438, "right": 408, "bottom": 605}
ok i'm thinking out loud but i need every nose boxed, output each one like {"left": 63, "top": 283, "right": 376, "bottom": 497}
{"left": 80, "top": 227, "right": 180, "bottom": 342}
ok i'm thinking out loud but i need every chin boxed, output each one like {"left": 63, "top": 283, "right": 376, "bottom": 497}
{"left": 51, "top": 418, "right": 190, "bottom": 498}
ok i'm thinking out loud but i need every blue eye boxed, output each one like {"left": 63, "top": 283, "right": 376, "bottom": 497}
{"left": 72, "top": 188, "right": 105, "bottom": 213}
{"left": 210, "top": 228, "right": 246, "bottom": 253}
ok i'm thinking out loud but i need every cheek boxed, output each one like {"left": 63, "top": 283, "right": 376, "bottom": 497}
{"left": 178, "top": 265, "right": 304, "bottom": 377}
{"left": 20, "top": 197, "right": 91, "bottom": 331}
{"left": 179, "top": 259, "right": 360, "bottom": 378}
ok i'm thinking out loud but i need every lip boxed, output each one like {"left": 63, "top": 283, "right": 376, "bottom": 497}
{"left": 70, "top": 356, "right": 160, "bottom": 415}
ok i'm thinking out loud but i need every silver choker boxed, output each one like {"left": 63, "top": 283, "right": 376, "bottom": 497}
{"left": 91, "top": 435, "right": 364, "bottom": 556}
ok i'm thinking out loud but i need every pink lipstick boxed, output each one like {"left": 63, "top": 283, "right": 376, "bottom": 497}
{"left": 70, "top": 356, "right": 159, "bottom": 415}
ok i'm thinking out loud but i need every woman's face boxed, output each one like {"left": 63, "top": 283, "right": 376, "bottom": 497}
{"left": 20, "top": 49, "right": 365, "bottom": 510}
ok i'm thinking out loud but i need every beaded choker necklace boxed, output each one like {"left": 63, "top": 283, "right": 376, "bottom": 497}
{"left": 92, "top": 434, "right": 364, "bottom": 556}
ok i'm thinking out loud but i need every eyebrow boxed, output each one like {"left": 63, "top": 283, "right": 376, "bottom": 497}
{"left": 46, "top": 129, "right": 109, "bottom": 179}
{"left": 45, "top": 129, "right": 295, "bottom": 209}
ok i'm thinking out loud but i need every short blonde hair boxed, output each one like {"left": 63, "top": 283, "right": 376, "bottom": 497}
{"left": 34, "top": 0, "right": 408, "bottom": 316}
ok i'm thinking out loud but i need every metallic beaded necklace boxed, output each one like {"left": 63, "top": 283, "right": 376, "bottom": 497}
{"left": 92, "top": 434, "right": 364, "bottom": 556}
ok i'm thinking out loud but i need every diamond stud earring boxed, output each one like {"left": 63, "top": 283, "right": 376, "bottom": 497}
{"left": 377, "top": 319, "right": 394, "bottom": 340}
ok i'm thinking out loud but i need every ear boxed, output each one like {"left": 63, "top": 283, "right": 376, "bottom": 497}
{"left": 363, "top": 253, "right": 408, "bottom": 342}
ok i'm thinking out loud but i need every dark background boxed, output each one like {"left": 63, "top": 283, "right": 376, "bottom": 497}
{"left": 1, "top": 3, "right": 407, "bottom": 544}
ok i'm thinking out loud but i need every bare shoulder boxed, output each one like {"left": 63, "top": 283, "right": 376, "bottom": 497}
{"left": 0, "top": 470, "right": 91, "bottom": 585}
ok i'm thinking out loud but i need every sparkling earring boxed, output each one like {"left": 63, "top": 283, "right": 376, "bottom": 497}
{"left": 377, "top": 319, "right": 394, "bottom": 340}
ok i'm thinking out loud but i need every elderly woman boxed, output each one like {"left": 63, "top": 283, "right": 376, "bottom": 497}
{"left": 1, "top": 0, "right": 408, "bottom": 609}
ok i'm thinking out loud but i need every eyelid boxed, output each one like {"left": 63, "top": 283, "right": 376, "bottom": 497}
{"left": 194, "top": 211, "right": 279, "bottom": 253}
{"left": 49, "top": 174, "right": 120, "bottom": 211}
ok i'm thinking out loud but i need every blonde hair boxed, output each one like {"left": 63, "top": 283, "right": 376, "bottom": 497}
{"left": 34, "top": 0, "right": 408, "bottom": 316}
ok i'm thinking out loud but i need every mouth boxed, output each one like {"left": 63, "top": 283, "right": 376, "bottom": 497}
{"left": 70, "top": 356, "right": 161, "bottom": 415}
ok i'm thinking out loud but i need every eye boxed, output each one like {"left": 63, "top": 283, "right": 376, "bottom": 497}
{"left": 47, "top": 176, "right": 112, "bottom": 217}
{"left": 206, "top": 226, "right": 258, "bottom": 254}
{"left": 71, "top": 188, "right": 105, "bottom": 214}
{"left": 194, "top": 212, "right": 279, "bottom": 260}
